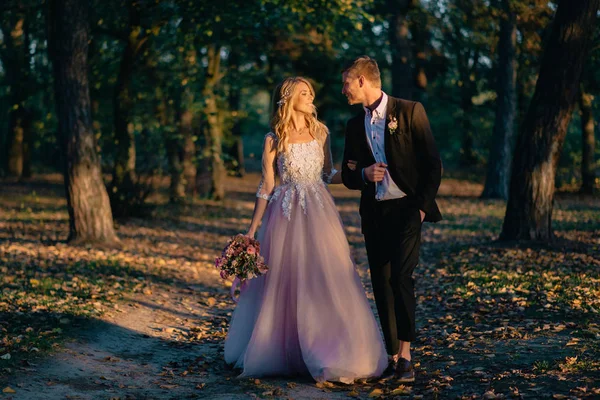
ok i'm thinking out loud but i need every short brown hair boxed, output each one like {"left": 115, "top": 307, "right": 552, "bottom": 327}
{"left": 342, "top": 56, "right": 381, "bottom": 88}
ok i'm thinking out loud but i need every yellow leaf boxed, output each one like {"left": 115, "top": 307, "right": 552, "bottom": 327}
{"left": 369, "top": 388, "right": 383, "bottom": 397}
{"left": 347, "top": 390, "right": 359, "bottom": 397}
{"left": 3, "top": 387, "right": 16, "bottom": 394}
{"left": 391, "top": 385, "right": 411, "bottom": 395}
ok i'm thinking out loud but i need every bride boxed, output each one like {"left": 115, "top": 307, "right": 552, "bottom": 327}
{"left": 224, "top": 77, "right": 387, "bottom": 383}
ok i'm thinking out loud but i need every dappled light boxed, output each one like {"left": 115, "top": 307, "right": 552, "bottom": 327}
{"left": 2, "top": 174, "right": 599, "bottom": 398}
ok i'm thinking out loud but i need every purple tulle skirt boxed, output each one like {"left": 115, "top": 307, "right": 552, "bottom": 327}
{"left": 224, "top": 183, "right": 387, "bottom": 383}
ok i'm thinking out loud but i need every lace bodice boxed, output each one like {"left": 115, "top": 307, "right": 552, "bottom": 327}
{"left": 256, "top": 132, "right": 338, "bottom": 219}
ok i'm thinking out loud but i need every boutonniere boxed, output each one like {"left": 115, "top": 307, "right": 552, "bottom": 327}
{"left": 387, "top": 116, "right": 398, "bottom": 134}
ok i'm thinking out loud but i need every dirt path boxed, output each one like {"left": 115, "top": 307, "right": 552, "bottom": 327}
{"left": 2, "top": 174, "right": 599, "bottom": 399}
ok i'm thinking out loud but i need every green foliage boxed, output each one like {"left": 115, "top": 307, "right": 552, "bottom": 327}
{"left": 0, "top": 0, "right": 596, "bottom": 186}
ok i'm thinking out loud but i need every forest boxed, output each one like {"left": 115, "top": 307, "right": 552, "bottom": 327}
{"left": 1, "top": 0, "right": 599, "bottom": 398}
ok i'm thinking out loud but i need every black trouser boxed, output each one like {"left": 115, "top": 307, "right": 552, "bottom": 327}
{"left": 363, "top": 197, "right": 421, "bottom": 355}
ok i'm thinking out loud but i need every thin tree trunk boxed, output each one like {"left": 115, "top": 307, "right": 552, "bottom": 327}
{"left": 460, "top": 90, "right": 478, "bottom": 167}
{"left": 227, "top": 47, "right": 245, "bottom": 177}
{"left": 500, "top": 0, "right": 599, "bottom": 241}
{"left": 202, "top": 44, "right": 226, "bottom": 200}
{"left": 482, "top": 0, "right": 517, "bottom": 199}
{"left": 388, "top": 0, "right": 415, "bottom": 99}
{"left": 48, "top": 0, "right": 118, "bottom": 244}
{"left": 7, "top": 108, "right": 32, "bottom": 178}
{"left": 180, "top": 107, "right": 197, "bottom": 196}
{"left": 3, "top": 11, "right": 32, "bottom": 179}
{"left": 155, "top": 86, "right": 185, "bottom": 203}
{"left": 111, "top": 0, "right": 148, "bottom": 210}
{"left": 579, "top": 86, "right": 596, "bottom": 194}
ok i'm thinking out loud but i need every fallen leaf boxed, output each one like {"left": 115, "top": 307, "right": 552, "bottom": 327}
{"left": 391, "top": 385, "right": 411, "bottom": 396}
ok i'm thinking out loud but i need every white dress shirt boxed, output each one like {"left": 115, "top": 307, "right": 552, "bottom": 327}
{"left": 363, "top": 92, "right": 406, "bottom": 201}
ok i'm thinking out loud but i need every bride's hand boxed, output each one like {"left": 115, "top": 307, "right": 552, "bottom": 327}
{"left": 245, "top": 229, "right": 256, "bottom": 238}
{"left": 347, "top": 160, "right": 357, "bottom": 171}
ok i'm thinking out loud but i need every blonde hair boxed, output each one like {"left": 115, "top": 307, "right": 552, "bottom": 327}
{"left": 270, "top": 77, "right": 328, "bottom": 153}
{"left": 342, "top": 55, "right": 382, "bottom": 88}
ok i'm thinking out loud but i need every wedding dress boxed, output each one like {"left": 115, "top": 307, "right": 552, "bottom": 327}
{"left": 224, "top": 132, "right": 387, "bottom": 383}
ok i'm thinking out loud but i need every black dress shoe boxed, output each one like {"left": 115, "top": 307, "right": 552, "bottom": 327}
{"left": 380, "top": 359, "right": 397, "bottom": 379}
{"left": 395, "top": 357, "right": 415, "bottom": 383}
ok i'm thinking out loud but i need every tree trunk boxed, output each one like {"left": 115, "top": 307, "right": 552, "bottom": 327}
{"left": 202, "top": 44, "right": 226, "bottom": 200}
{"left": 3, "top": 11, "right": 32, "bottom": 179}
{"left": 228, "top": 84, "right": 245, "bottom": 177}
{"left": 579, "top": 86, "right": 596, "bottom": 194}
{"left": 459, "top": 90, "right": 478, "bottom": 167}
{"left": 482, "top": 0, "right": 517, "bottom": 199}
{"left": 180, "top": 107, "right": 197, "bottom": 196}
{"left": 154, "top": 87, "right": 185, "bottom": 203}
{"left": 110, "top": 0, "right": 148, "bottom": 210}
{"left": 500, "top": 0, "right": 599, "bottom": 241}
{"left": 7, "top": 108, "right": 32, "bottom": 178}
{"left": 48, "top": 0, "right": 118, "bottom": 244}
{"left": 388, "top": 0, "right": 415, "bottom": 99}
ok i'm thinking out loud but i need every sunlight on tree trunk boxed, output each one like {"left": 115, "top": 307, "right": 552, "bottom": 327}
{"left": 180, "top": 107, "right": 197, "bottom": 197}
{"left": 3, "top": 13, "right": 32, "bottom": 179}
{"left": 49, "top": 0, "right": 118, "bottom": 244}
{"left": 500, "top": 0, "right": 600, "bottom": 241}
{"left": 202, "top": 44, "right": 226, "bottom": 201}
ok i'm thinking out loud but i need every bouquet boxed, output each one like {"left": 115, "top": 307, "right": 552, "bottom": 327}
{"left": 215, "top": 234, "right": 269, "bottom": 300}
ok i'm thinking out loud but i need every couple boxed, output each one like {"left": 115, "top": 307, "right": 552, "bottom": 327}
{"left": 224, "top": 56, "right": 442, "bottom": 383}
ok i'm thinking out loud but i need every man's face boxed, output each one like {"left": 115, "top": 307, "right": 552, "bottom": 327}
{"left": 341, "top": 72, "right": 363, "bottom": 105}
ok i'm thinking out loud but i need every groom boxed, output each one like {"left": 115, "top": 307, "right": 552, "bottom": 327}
{"left": 341, "top": 56, "right": 442, "bottom": 382}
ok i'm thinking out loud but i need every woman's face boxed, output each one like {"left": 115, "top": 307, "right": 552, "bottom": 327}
{"left": 292, "top": 82, "right": 315, "bottom": 114}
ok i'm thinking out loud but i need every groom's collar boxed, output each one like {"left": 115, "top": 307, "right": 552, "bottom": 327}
{"left": 363, "top": 91, "right": 388, "bottom": 119}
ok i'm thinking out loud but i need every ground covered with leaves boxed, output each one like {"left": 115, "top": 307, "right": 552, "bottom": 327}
{"left": 0, "top": 173, "right": 598, "bottom": 399}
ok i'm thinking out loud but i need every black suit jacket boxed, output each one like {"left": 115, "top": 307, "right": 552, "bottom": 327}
{"left": 342, "top": 96, "right": 442, "bottom": 232}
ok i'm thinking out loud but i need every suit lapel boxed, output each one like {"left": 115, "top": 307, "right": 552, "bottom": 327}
{"left": 355, "top": 111, "right": 374, "bottom": 163}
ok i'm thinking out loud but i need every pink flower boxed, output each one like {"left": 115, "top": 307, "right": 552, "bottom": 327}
{"left": 258, "top": 264, "right": 269, "bottom": 274}
{"left": 220, "top": 270, "right": 229, "bottom": 279}
{"left": 247, "top": 246, "right": 256, "bottom": 255}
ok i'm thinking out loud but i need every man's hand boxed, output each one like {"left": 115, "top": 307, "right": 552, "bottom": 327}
{"left": 419, "top": 210, "right": 425, "bottom": 222}
{"left": 347, "top": 160, "right": 357, "bottom": 171}
{"left": 364, "top": 162, "right": 387, "bottom": 182}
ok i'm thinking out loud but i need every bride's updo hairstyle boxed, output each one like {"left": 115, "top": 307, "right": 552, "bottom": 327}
{"left": 270, "top": 77, "right": 328, "bottom": 154}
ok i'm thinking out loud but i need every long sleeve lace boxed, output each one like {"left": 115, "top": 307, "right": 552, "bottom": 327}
{"left": 322, "top": 133, "right": 338, "bottom": 184}
{"left": 256, "top": 132, "right": 277, "bottom": 200}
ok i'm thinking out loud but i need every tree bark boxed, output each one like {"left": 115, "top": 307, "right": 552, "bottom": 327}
{"left": 3, "top": 10, "right": 32, "bottom": 178}
{"left": 110, "top": 0, "right": 148, "bottom": 210}
{"left": 48, "top": 0, "right": 118, "bottom": 244}
{"left": 226, "top": 47, "right": 245, "bottom": 177}
{"left": 459, "top": 90, "right": 478, "bottom": 167}
{"left": 7, "top": 108, "right": 32, "bottom": 178}
{"left": 579, "top": 86, "right": 596, "bottom": 194}
{"left": 180, "top": 106, "right": 197, "bottom": 196}
{"left": 202, "top": 44, "right": 226, "bottom": 200}
{"left": 482, "top": 0, "right": 517, "bottom": 199}
{"left": 500, "top": 0, "right": 599, "bottom": 241}
{"left": 388, "top": 0, "right": 415, "bottom": 99}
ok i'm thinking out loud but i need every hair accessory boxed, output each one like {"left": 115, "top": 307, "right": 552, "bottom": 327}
{"left": 277, "top": 88, "right": 291, "bottom": 106}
